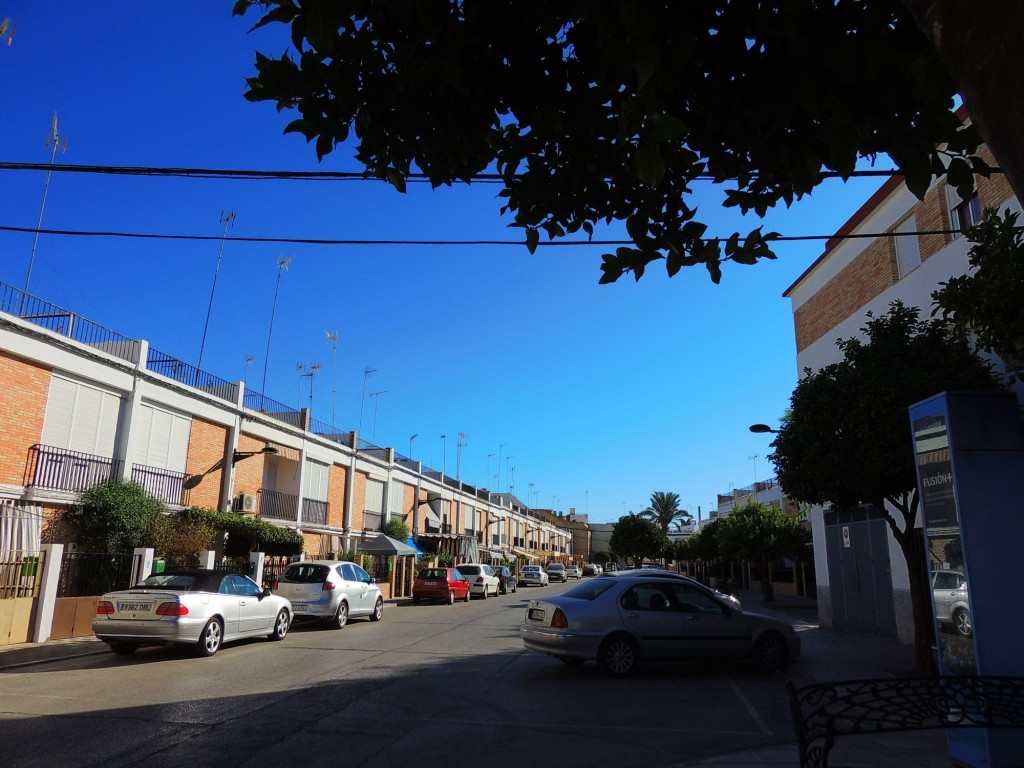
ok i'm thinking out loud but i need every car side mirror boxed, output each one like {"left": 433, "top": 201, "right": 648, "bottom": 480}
{"left": 262, "top": 587, "right": 272, "bottom": 598}
{"left": 367, "top": 577, "right": 376, "bottom": 585}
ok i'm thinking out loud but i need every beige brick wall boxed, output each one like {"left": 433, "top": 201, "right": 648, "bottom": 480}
{"left": 327, "top": 463, "right": 348, "bottom": 528}
{"left": 0, "top": 351, "right": 49, "bottom": 486}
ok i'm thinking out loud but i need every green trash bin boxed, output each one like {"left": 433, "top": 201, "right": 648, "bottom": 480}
{"left": 152, "top": 558, "right": 166, "bottom": 574}
{"left": 21, "top": 556, "right": 39, "bottom": 578}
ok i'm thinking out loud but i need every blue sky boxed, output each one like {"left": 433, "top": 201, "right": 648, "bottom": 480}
{"left": 1, "top": 4, "right": 886, "bottom": 523}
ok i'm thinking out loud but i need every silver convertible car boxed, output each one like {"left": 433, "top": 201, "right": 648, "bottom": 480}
{"left": 520, "top": 573, "right": 800, "bottom": 676}
{"left": 93, "top": 569, "right": 292, "bottom": 657}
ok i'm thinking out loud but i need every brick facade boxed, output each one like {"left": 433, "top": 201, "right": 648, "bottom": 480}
{"left": 0, "top": 351, "right": 49, "bottom": 486}
{"left": 184, "top": 417, "right": 229, "bottom": 510}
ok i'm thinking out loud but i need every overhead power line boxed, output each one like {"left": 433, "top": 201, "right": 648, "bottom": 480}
{"left": 0, "top": 160, "right": 932, "bottom": 183}
{"left": 0, "top": 223, "right": 978, "bottom": 248}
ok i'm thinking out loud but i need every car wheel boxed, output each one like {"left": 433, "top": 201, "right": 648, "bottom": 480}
{"left": 598, "top": 634, "right": 638, "bottom": 677}
{"left": 512, "top": 582, "right": 517, "bottom": 593}
{"left": 412, "top": 596, "right": 421, "bottom": 604}
{"left": 463, "top": 589, "right": 470, "bottom": 603}
{"left": 448, "top": 590, "right": 455, "bottom": 605}
{"left": 269, "top": 609, "right": 290, "bottom": 641}
{"left": 752, "top": 632, "right": 788, "bottom": 671}
{"left": 370, "top": 597, "right": 384, "bottom": 621}
{"left": 110, "top": 642, "right": 138, "bottom": 656}
{"left": 481, "top": 585, "right": 487, "bottom": 599}
{"left": 953, "top": 608, "right": 973, "bottom": 638}
{"left": 332, "top": 601, "right": 349, "bottom": 630}
{"left": 196, "top": 617, "right": 223, "bottom": 657}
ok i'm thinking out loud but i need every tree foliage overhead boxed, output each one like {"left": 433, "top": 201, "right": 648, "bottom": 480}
{"left": 932, "top": 208, "right": 1024, "bottom": 382}
{"left": 609, "top": 513, "right": 669, "bottom": 567}
{"left": 233, "top": 0, "right": 986, "bottom": 284}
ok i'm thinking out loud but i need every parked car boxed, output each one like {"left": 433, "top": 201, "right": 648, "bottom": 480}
{"left": 413, "top": 567, "right": 471, "bottom": 604}
{"left": 272, "top": 560, "right": 384, "bottom": 628}
{"left": 582, "top": 563, "right": 598, "bottom": 577}
{"left": 519, "top": 564, "right": 550, "bottom": 587}
{"left": 93, "top": 569, "right": 292, "bottom": 657}
{"left": 493, "top": 565, "right": 518, "bottom": 594}
{"left": 520, "top": 573, "right": 799, "bottom": 676}
{"left": 545, "top": 562, "right": 568, "bottom": 582}
{"left": 565, "top": 564, "right": 582, "bottom": 579}
{"left": 932, "top": 568, "right": 972, "bottom": 637}
{"left": 457, "top": 563, "right": 500, "bottom": 598}
{"left": 602, "top": 568, "right": 742, "bottom": 609}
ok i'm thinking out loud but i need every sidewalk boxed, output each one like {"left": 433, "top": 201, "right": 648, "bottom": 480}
{"left": 679, "top": 587, "right": 952, "bottom": 768}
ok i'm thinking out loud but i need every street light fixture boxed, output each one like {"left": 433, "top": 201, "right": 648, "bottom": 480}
{"left": 749, "top": 423, "right": 781, "bottom": 434}
{"left": 358, "top": 367, "right": 377, "bottom": 434}
{"left": 369, "top": 390, "right": 387, "bottom": 441}
{"left": 409, "top": 433, "right": 418, "bottom": 458}
{"left": 232, "top": 445, "right": 278, "bottom": 465}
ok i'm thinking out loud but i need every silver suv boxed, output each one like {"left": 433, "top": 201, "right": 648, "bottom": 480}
{"left": 931, "top": 569, "right": 971, "bottom": 637}
{"left": 545, "top": 562, "right": 568, "bottom": 583}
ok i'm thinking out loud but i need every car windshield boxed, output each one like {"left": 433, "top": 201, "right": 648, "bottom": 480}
{"left": 280, "top": 564, "right": 331, "bottom": 583}
{"left": 561, "top": 579, "right": 618, "bottom": 600}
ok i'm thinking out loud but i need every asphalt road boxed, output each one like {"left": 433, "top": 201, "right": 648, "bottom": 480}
{"left": 0, "top": 581, "right": 803, "bottom": 768}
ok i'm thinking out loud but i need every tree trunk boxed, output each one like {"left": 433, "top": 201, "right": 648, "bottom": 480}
{"left": 901, "top": 0, "right": 1024, "bottom": 202}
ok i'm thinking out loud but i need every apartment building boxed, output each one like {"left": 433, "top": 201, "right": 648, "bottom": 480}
{"left": 782, "top": 141, "right": 1020, "bottom": 642}
{"left": 0, "top": 282, "right": 568, "bottom": 575}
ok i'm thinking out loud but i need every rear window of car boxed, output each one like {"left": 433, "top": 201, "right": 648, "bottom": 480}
{"left": 280, "top": 564, "right": 331, "bottom": 583}
{"left": 562, "top": 580, "right": 617, "bottom": 600}
{"left": 458, "top": 565, "right": 480, "bottom": 575}
{"left": 419, "top": 569, "right": 447, "bottom": 579}
{"left": 523, "top": 566, "right": 540, "bottom": 573}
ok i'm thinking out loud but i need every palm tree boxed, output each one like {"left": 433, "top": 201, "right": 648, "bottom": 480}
{"left": 640, "top": 491, "right": 692, "bottom": 534}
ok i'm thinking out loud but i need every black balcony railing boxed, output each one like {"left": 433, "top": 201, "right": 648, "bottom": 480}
{"left": 260, "top": 489, "right": 299, "bottom": 522}
{"left": 146, "top": 347, "right": 237, "bottom": 404}
{"left": 2, "top": 282, "right": 140, "bottom": 364}
{"left": 302, "top": 498, "right": 328, "bottom": 526}
{"left": 28, "top": 445, "right": 123, "bottom": 493}
{"left": 130, "top": 464, "right": 185, "bottom": 505}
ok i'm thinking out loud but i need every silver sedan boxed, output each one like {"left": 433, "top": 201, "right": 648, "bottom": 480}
{"left": 93, "top": 569, "right": 292, "bottom": 657}
{"left": 520, "top": 573, "right": 800, "bottom": 676}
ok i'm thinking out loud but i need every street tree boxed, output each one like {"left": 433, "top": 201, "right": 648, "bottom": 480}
{"left": 640, "top": 491, "right": 691, "bottom": 534}
{"left": 715, "top": 501, "right": 810, "bottom": 604}
{"left": 63, "top": 478, "right": 164, "bottom": 553}
{"left": 609, "top": 513, "right": 669, "bottom": 568}
{"left": 232, "top": 1, "right": 1021, "bottom": 284}
{"left": 769, "top": 301, "right": 1003, "bottom": 672}
{"left": 932, "top": 208, "right": 1024, "bottom": 382}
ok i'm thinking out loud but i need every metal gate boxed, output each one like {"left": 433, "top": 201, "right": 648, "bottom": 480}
{"left": 824, "top": 507, "right": 898, "bottom": 638}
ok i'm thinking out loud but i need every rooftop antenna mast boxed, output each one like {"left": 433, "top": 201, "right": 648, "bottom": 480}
{"left": 24, "top": 112, "right": 67, "bottom": 303}
{"left": 325, "top": 330, "right": 339, "bottom": 426}
{"left": 198, "top": 210, "right": 235, "bottom": 371}
{"left": 261, "top": 256, "right": 292, "bottom": 396}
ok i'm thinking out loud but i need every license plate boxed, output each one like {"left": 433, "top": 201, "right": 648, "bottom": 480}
{"left": 423, "top": 581, "right": 437, "bottom": 586}
{"left": 117, "top": 602, "right": 153, "bottom": 613}
{"left": 529, "top": 608, "right": 545, "bottom": 621}
{"left": 292, "top": 604, "right": 308, "bottom": 612}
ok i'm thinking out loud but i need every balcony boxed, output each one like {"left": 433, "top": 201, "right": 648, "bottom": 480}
{"left": 302, "top": 498, "right": 328, "bottom": 526}
{"left": 260, "top": 489, "right": 299, "bottom": 522}
{"left": 130, "top": 464, "right": 186, "bottom": 506}
{"left": 28, "top": 445, "right": 123, "bottom": 493}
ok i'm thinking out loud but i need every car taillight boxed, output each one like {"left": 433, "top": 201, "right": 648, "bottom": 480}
{"left": 551, "top": 608, "right": 568, "bottom": 629}
{"left": 155, "top": 602, "right": 189, "bottom": 616}
{"left": 271, "top": 579, "right": 279, "bottom": 590}
{"left": 476, "top": 577, "right": 485, "bottom": 584}
{"left": 322, "top": 580, "right": 336, "bottom": 592}
{"left": 95, "top": 600, "right": 115, "bottom": 615}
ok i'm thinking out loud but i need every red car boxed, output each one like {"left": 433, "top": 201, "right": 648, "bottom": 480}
{"left": 413, "top": 567, "right": 471, "bottom": 605}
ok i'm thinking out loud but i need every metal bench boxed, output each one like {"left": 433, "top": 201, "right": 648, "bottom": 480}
{"left": 786, "top": 676, "right": 1024, "bottom": 768}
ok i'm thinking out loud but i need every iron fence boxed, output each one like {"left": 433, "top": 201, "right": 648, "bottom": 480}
{"left": 28, "top": 444, "right": 123, "bottom": 493}
{"left": 0, "top": 550, "right": 46, "bottom": 599}
{"left": 146, "top": 347, "right": 237, "bottom": 404}
{"left": 57, "top": 551, "right": 137, "bottom": 597}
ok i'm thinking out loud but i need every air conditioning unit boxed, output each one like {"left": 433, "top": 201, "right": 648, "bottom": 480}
{"left": 237, "top": 493, "right": 258, "bottom": 514}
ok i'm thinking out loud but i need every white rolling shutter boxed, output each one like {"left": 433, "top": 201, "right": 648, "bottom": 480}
{"left": 303, "top": 460, "right": 330, "bottom": 502}
{"left": 365, "top": 478, "right": 384, "bottom": 514}
{"left": 133, "top": 403, "right": 191, "bottom": 473}
{"left": 389, "top": 479, "right": 405, "bottom": 518}
{"left": 41, "top": 375, "right": 122, "bottom": 457}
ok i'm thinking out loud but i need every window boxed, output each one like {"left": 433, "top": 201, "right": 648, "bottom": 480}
{"left": 948, "top": 187, "right": 982, "bottom": 236}
{"left": 133, "top": 403, "right": 191, "bottom": 472}
{"left": 41, "top": 375, "right": 123, "bottom": 456}
{"left": 893, "top": 213, "right": 921, "bottom": 278}
{"left": 303, "top": 459, "right": 330, "bottom": 502}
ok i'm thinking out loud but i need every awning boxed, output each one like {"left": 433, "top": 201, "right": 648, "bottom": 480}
{"left": 424, "top": 507, "right": 442, "bottom": 526}
{"left": 269, "top": 442, "right": 300, "bottom": 461}
{"left": 511, "top": 547, "right": 537, "bottom": 561}
{"left": 405, "top": 537, "right": 426, "bottom": 557}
